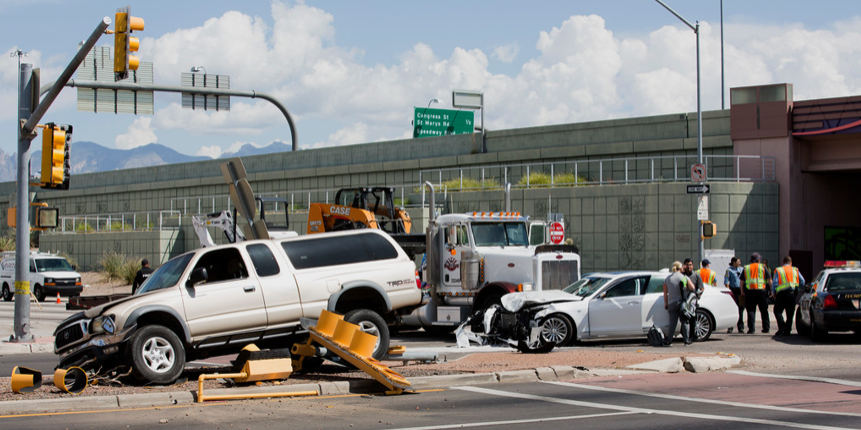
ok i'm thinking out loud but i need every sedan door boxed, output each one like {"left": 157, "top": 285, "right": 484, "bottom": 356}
{"left": 587, "top": 276, "right": 648, "bottom": 337}
{"left": 641, "top": 275, "right": 669, "bottom": 333}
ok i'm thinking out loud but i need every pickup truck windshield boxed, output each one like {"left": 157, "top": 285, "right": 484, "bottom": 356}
{"left": 34, "top": 258, "right": 74, "bottom": 272}
{"left": 137, "top": 254, "right": 193, "bottom": 294}
{"left": 471, "top": 222, "right": 529, "bottom": 247}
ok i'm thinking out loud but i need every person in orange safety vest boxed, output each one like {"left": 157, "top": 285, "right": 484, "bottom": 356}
{"left": 740, "top": 252, "right": 772, "bottom": 334}
{"left": 771, "top": 256, "right": 806, "bottom": 336}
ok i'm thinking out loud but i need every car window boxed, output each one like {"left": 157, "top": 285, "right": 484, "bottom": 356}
{"left": 282, "top": 232, "right": 399, "bottom": 270}
{"left": 137, "top": 253, "right": 193, "bottom": 294}
{"left": 34, "top": 258, "right": 74, "bottom": 272}
{"left": 192, "top": 248, "right": 249, "bottom": 283}
{"left": 811, "top": 270, "right": 826, "bottom": 292}
{"left": 604, "top": 276, "right": 647, "bottom": 298}
{"left": 645, "top": 276, "right": 665, "bottom": 294}
{"left": 824, "top": 272, "right": 861, "bottom": 291}
{"left": 471, "top": 222, "right": 529, "bottom": 247}
{"left": 246, "top": 244, "right": 280, "bottom": 277}
{"left": 564, "top": 276, "right": 609, "bottom": 297}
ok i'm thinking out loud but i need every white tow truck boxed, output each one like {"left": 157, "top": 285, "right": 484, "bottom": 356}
{"left": 401, "top": 182, "right": 581, "bottom": 332}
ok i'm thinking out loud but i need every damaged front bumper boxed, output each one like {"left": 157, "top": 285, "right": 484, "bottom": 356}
{"left": 55, "top": 325, "right": 137, "bottom": 370}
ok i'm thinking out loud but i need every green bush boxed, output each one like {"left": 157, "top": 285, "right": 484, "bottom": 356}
{"left": 518, "top": 171, "right": 589, "bottom": 187}
{"left": 98, "top": 251, "right": 139, "bottom": 285}
{"left": 74, "top": 222, "right": 94, "bottom": 233}
{"left": 443, "top": 177, "right": 500, "bottom": 191}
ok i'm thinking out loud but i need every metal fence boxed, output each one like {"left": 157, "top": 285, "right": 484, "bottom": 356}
{"left": 52, "top": 210, "right": 182, "bottom": 233}
{"left": 419, "top": 154, "right": 775, "bottom": 191}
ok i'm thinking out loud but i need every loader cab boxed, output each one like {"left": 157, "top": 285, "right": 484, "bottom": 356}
{"left": 256, "top": 196, "right": 291, "bottom": 232}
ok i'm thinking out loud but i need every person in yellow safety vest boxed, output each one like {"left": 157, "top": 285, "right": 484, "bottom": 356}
{"left": 740, "top": 252, "right": 772, "bottom": 334}
{"left": 771, "top": 256, "right": 806, "bottom": 336}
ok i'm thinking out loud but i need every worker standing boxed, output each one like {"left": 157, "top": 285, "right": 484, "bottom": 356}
{"left": 132, "top": 259, "right": 154, "bottom": 295}
{"left": 693, "top": 259, "right": 717, "bottom": 287}
{"left": 724, "top": 257, "right": 744, "bottom": 333}
{"left": 740, "top": 253, "right": 771, "bottom": 334}
{"left": 772, "top": 256, "right": 805, "bottom": 336}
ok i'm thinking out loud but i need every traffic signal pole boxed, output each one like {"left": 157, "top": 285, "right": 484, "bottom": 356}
{"left": 11, "top": 17, "right": 110, "bottom": 342}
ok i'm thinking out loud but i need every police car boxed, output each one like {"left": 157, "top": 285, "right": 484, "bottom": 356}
{"left": 796, "top": 261, "right": 861, "bottom": 342}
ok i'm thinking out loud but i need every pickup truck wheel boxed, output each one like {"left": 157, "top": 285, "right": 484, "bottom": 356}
{"left": 344, "top": 309, "right": 389, "bottom": 360}
{"left": 34, "top": 284, "right": 45, "bottom": 302}
{"left": 1, "top": 283, "right": 11, "bottom": 301}
{"left": 127, "top": 325, "right": 186, "bottom": 384}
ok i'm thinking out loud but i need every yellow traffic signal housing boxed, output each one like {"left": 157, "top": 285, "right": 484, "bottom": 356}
{"left": 114, "top": 6, "right": 145, "bottom": 81}
{"left": 40, "top": 123, "right": 72, "bottom": 190}
{"left": 702, "top": 221, "right": 716, "bottom": 239}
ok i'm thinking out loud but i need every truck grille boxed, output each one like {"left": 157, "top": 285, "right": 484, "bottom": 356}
{"left": 54, "top": 278, "right": 78, "bottom": 286}
{"left": 55, "top": 322, "right": 85, "bottom": 349}
{"left": 541, "top": 260, "right": 579, "bottom": 290}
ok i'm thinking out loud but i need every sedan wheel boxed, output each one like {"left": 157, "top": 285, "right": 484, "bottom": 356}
{"left": 694, "top": 309, "right": 713, "bottom": 341}
{"left": 810, "top": 313, "right": 827, "bottom": 343}
{"left": 540, "top": 314, "right": 574, "bottom": 346}
{"left": 794, "top": 308, "right": 810, "bottom": 336}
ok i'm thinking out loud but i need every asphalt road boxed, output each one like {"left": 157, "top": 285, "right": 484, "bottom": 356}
{"left": 3, "top": 378, "right": 861, "bottom": 429}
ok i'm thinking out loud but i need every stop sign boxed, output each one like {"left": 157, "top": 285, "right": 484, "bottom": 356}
{"left": 549, "top": 222, "right": 564, "bottom": 244}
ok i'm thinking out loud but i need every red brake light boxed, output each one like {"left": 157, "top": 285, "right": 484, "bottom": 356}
{"left": 722, "top": 290, "right": 735, "bottom": 301}
{"left": 823, "top": 294, "right": 838, "bottom": 310}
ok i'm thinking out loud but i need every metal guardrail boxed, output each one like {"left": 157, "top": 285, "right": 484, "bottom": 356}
{"left": 419, "top": 155, "right": 776, "bottom": 191}
{"left": 51, "top": 210, "right": 182, "bottom": 233}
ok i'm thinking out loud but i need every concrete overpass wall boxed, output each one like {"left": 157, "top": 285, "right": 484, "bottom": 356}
{"left": 1, "top": 109, "right": 782, "bottom": 273}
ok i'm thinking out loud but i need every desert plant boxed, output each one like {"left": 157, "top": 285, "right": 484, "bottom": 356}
{"left": 98, "top": 251, "right": 139, "bottom": 285}
{"left": 553, "top": 172, "right": 589, "bottom": 185}
{"left": 441, "top": 177, "right": 500, "bottom": 191}
{"left": 0, "top": 233, "right": 14, "bottom": 252}
{"left": 58, "top": 251, "right": 78, "bottom": 269}
{"left": 74, "top": 221, "right": 94, "bottom": 233}
{"left": 518, "top": 172, "right": 552, "bottom": 188}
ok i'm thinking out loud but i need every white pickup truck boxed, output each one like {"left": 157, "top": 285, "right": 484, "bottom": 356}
{"left": 1, "top": 251, "right": 82, "bottom": 301}
{"left": 53, "top": 229, "right": 424, "bottom": 384}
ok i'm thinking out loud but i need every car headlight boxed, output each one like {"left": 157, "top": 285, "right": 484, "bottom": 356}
{"left": 90, "top": 315, "right": 116, "bottom": 335}
{"left": 44, "top": 278, "right": 54, "bottom": 284}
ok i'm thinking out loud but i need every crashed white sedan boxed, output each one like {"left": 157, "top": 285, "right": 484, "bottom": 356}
{"left": 504, "top": 271, "right": 739, "bottom": 346}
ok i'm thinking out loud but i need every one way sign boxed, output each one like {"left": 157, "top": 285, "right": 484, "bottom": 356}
{"left": 686, "top": 184, "right": 710, "bottom": 194}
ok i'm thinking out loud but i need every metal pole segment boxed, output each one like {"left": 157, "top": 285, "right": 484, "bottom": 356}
{"left": 13, "top": 63, "right": 34, "bottom": 341}
{"left": 23, "top": 18, "right": 110, "bottom": 137}
{"left": 55, "top": 80, "right": 299, "bottom": 151}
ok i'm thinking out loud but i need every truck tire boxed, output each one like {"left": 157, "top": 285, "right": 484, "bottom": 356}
{"left": 34, "top": 284, "right": 45, "bottom": 302}
{"left": 476, "top": 292, "right": 504, "bottom": 312}
{"left": 126, "top": 325, "right": 186, "bottom": 384}
{"left": 344, "top": 309, "right": 390, "bottom": 360}
{"left": 1, "top": 283, "right": 11, "bottom": 301}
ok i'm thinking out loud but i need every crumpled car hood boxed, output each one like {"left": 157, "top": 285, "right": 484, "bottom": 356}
{"left": 501, "top": 290, "right": 582, "bottom": 312}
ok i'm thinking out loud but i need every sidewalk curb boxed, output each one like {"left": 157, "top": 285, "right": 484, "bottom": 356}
{"left": 0, "top": 355, "right": 744, "bottom": 416}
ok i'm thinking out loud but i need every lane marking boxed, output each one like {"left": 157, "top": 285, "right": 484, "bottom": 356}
{"left": 387, "top": 412, "right": 637, "bottom": 430}
{"left": 727, "top": 370, "right": 861, "bottom": 388}
{"left": 546, "top": 381, "right": 861, "bottom": 418}
{"left": 454, "top": 386, "right": 858, "bottom": 430}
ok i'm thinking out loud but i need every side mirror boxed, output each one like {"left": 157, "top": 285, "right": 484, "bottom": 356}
{"left": 599, "top": 292, "right": 607, "bottom": 300}
{"left": 71, "top": 265, "right": 77, "bottom": 271}
{"left": 187, "top": 267, "right": 208, "bottom": 287}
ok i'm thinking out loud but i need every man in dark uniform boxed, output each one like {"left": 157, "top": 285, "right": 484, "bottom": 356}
{"left": 132, "top": 259, "right": 154, "bottom": 294}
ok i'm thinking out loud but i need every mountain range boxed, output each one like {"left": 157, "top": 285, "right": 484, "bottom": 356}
{"left": 0, "top": 141, "right": 293, "bottom": 182}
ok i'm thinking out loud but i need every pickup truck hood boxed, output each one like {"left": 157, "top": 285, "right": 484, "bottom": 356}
{"left": 501, "top": 290, "right": 581, "bottom": 312}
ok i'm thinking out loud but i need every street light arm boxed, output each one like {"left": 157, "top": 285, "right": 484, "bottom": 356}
{"left": 56, "top": 79, "right": 299, "bottom": 151}
{"left": 654, "top": 0, "right": 697, "bottom": 32}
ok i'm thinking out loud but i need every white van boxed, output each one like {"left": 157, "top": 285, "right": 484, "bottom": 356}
{"left": 0, "top": 251, "right": 82, "bottom": 301}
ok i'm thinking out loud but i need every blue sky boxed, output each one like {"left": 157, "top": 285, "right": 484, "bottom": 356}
{"left": 3, "top": 0, "right": 861, "bottom": 158}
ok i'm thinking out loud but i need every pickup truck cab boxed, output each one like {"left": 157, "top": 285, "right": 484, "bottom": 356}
{"left": 1, "top": 251, "right": 82, "bottom": 301}
{"left": 53, "top": 229, "right": 424, "bottom": 384}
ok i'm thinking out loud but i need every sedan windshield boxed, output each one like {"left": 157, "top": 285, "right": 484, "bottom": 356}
{"left": 471, "top": 222, "right": 529, "bottom": 247}
{"left": 34, "top": 258, "right": 74, "bottom": 272}
{"left": 564, "top": 276, "right": 610, "bottom": 297}
{"left": 136, "top": 253, "right": 193, "bottom": 294}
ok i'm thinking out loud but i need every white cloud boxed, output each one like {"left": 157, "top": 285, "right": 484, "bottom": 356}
{"left": 115, "top": 117, "right": 158, "bottom": 149}
{"left": 137, "top": 1, "right": 861, "bottom": 154}
{"left": 196, "top": 145, "right": 222, "bottom": 158}
{"left": 306, "top": 122, "right": 367, "bottom": 149}
{"left": 493, "top": 44, "right": 519, "bottom": 63}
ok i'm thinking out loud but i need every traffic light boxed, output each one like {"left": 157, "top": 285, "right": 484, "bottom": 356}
{"left": 114, "top": 6, "right": 145, "bottom": 81}
{"left": 34, "top": 206, "right": 59, "bottom": 229}
{"left": 701, "top": 221, "right": 716, "bottom": 239}
{"left": 40, "top": 123, "right": 72, "bottom": 190}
